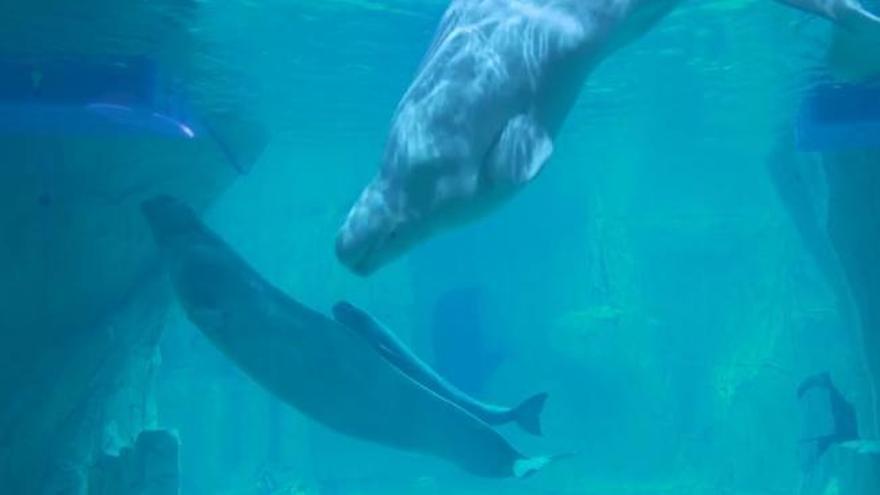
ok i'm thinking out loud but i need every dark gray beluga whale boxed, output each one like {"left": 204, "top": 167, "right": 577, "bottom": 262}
{"left": 332, "top": 301, "right": 547, "bottom": 435}
{"left": 141, "top": 195, "right": 558, "bottom": 478}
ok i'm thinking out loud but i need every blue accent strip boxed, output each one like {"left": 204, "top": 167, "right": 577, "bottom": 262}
{"left": 796, "top": 82, "right": 880, "bottom": 152}
{"left": 0, "top": 56, "right": 198, "bottom": 140}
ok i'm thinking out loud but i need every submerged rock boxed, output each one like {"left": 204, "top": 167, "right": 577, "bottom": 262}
{"left": 0, "top": 42, "right": 266, "bottom": 495}
{"left": 814, "top": 441, "right": 880, "bottom": 495}
{"left": 833, "top": 441, "right": 880, "bottom": 494}
{"left": 88, "top": 430, "right": 180, "bottom": 495}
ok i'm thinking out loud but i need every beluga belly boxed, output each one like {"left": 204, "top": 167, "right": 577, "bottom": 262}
{"left": 142, "top": 195, "right": 558, "bottom": 478}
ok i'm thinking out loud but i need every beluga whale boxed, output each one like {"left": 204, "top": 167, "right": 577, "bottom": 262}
{"left": 332, "top": 300, "right": 548, "bottom": 435}
{"left": 335, "top": 0, "right": 880, "bottom": 275}
{"left": 142, "top": 195, "right": 561, "bottom": 478}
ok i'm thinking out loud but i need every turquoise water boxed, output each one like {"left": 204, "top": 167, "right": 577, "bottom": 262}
{"left": 1, "top": 1, "right": 878, "bottom": 494}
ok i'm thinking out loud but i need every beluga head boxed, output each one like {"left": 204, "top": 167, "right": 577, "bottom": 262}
{"left": 336, "top": 110, "right": 553, "bottom": 276}
{"left": 334, "top": 0, "right": 578, "bottom": 275}
{"left": 336, "top": 159, "right": 472, "bottom": 276}
{"left": 335, "top": 171, "right": 433, "bottom": 277}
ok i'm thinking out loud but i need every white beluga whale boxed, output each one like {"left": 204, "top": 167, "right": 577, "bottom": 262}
{"left": 336, "top": 0, "right": 880, "bottom": 275}
{"left": 333, "top": 300, "right": 548, "bottom": 435}
{"left": 142, "top": 195, "right": 562, "bottom": 478}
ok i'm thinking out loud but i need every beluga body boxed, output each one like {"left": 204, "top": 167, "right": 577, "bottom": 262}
{"left": 335, "top": 0, "right": 679, "bottom": 275}
{"left": 142, "top": 195, "right": 558, "bottom": 478}
{"left": 335, "top": 0, "right": 880, "bottom": 275}
{"left": 333, "top": 301, "right": 548, "bottom": 435}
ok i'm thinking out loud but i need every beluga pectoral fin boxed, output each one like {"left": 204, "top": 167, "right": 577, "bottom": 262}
{"left": 332, "top": 300, "right": 548, "bottom": 436}
{"left": 485, "top": 114, "right": 554, "bottom": 186}
{"left": 332, "top": 301, "right": 408, "bottom": 363}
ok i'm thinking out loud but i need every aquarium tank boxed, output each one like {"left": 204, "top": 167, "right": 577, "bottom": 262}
{"left": 1, "top": 1, "right": 878, "bottom": 494}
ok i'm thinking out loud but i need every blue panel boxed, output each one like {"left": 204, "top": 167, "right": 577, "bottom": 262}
{"left": 0, "top": 57, "right": 198, "bottom": 139}
{"left": 796, "top": 81, "right": 880, "bottom": 152}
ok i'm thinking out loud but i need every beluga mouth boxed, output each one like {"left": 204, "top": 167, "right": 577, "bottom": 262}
{"left": 335, "top": 233, "right": 380, "bottom": 277}
{"left": 335, "top": 219, "right": 407, "bottom": 277}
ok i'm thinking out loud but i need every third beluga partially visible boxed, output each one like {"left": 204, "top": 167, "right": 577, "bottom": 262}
{"left": 333, "top": 301, "right": 548, "bottom": 435}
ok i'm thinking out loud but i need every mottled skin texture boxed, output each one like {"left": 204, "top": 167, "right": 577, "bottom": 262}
{"left": 142, "top": 196, "right": 552, "bottom": 478}
{"left": 336, "top": 0, "right": 880, "bottom": 275}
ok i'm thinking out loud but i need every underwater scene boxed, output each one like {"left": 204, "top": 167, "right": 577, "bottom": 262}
{"left": 1, "top": 0, "right": 879, "bottom": 494}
